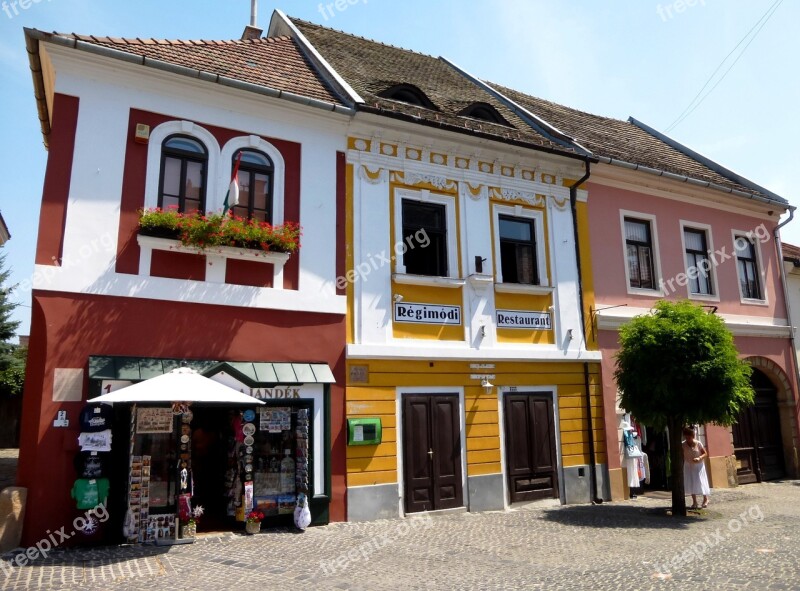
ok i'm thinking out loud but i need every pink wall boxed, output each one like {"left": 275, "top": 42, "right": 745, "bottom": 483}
{"left": 587, "top": 181, "right": 787, "bottom": 319}
{"left": 589, "top": 180, "right": 797, "bottom": 470}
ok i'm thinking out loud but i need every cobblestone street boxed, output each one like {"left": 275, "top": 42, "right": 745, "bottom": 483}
{"left": 1, "top": 480, "right": 798, "bottom": 591}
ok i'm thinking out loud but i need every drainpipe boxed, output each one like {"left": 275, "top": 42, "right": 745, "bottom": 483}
{"left": 568, "top": 159, "right": 603, "bottom": 504}
{"left": 774, "top": 208, "right": 800, "bottom": 471}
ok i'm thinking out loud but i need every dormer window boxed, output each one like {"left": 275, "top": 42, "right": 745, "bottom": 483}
{"left": 378, "top": 84, "right": 436, "bottom": 110}
{"left": 459, "top": 103, "right": 511, "bottom": 127}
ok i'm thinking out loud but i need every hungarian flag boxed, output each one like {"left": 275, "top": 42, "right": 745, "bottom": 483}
{"left": 223, "top": 152, "right": 243, "bottom": 215}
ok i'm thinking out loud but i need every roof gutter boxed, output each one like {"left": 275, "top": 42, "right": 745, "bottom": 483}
{"left": 629, "top": 117, "right": 787, "bottom": 205}
{"left": 25, "top": 28, "right": 355, "bottom": 148}
{"left": 774, "top": 208, "right": 800, "bottom": 411}
{"left": 24, "top": 30, "right": 51, "bottom": 147}
{"left": 567, "top": 160, "right": 604, "bottom": 505}
{"left": 595, "top": 154, "right": 787, "bottom": 209}
{"left": 441, "top": 57, "right": 594, "bottom": 157}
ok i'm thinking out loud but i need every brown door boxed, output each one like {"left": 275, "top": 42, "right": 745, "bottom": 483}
{"left": 504, "top": 393, "right": 559, "bottom": 502}
{"left": 733, "top": 370, "right": 785, "bottom": 484}
{"left": 403, "top": 394, "right": 463, "bottom": 513}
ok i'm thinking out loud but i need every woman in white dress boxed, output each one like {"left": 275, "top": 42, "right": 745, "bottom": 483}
{"left": 682, "top": 427, "right": 710, "bottom": 509}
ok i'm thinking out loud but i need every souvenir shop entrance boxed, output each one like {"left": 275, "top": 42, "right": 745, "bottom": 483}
{"left": 87, "top": 357, "right": 334, "bottom": 544}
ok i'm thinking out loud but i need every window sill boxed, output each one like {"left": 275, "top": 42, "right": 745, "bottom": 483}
{"left": 392, "top": 273, "right": 465, "bottom": 288}
{"left": 626, "top": 287, "right": 664, "bottom": 298}
{"left": 739, "top": 297, "right": 769, "bottom": 307}
{"left": 137, "top": 235, "right": 291, "bottom": 268}
{"left": 494, "top": 283, "right": 553, "bottom": 295}
{"left": 688, "top": 293, "right": 720, "bottom": 303}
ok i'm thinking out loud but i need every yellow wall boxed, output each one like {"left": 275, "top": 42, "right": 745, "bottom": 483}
{"left": 345, "top": 360, "right": 606, "bottom": 487}
{"left": 391, "top": 283, "right": 465, "bottom": 341}
{"left": 493, "top": 291, "right": 555, "bottom": 345}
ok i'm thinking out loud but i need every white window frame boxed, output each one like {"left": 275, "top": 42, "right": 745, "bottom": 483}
{"left": 679, "top": 220, "right": 719, "bottom": 302}
{"left": 143, "top": 120, "right": 220, "bottom": 211}
{"left": 619, "top": 210, "right": 664, "bottom": 297}
{"left": 731, "top": 229, "right": 769, "bottom": 306}
{"left": 393, "top": 188, "right": 459, "bottom": 279}
{"left": 219, "top": 135, "right": 286, "bottom": 225}
{"left": 492, "top": 203, "right": 549, "bottom": 287}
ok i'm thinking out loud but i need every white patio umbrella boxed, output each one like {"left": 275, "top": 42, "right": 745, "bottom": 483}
{"left": 90, "top": 367, "right": 265, "bottom": 405}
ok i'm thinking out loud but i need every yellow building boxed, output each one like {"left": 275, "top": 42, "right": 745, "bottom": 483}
{"left": 275, "top": 15, "right": 608, "bottom": 520}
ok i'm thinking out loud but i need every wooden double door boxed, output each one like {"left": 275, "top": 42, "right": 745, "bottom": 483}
{"left": 504, "top": 393, "right": 559, "bottom": 502}
{"left": 402, "top": 394, "right": 463, "bottom": 513}
{"left": 733, "top": 369, "right": 785, "bottom": 484}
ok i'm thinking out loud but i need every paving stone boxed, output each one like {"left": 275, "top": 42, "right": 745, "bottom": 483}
{"left": 1, "top": 481, "right": 799, "bottom": 589}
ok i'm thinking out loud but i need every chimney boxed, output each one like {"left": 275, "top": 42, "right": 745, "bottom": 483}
{"left": 241, "top": 1, "right": 262, "bottom": 40}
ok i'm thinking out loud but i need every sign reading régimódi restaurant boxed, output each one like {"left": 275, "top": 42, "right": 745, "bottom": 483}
{"left": 496, "top": 310, "right": 552, "bottom": 330}
{"left": 393, "top": 302, "right": 462, "bottom": 325}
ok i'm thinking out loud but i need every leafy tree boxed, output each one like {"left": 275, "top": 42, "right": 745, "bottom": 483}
{"left": 0, "top": 248, "right": 22, "bottom": 397}
{"left": 614, "top": 300, "right": 754, "bottom": 516}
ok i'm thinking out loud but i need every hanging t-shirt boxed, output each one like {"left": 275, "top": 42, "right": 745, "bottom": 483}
{"left": 79, "top": 403, "right": 114, "bottom": 433}
{"left": 71, "top": 478, "right": 110, "bottom": 509}
{"left": 73, "top": 452, "right": 109, "bottom": 479}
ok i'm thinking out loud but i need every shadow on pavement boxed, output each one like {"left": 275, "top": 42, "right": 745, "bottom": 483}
{"left": 540, "top": 503, "right": 698, "bottom": 530}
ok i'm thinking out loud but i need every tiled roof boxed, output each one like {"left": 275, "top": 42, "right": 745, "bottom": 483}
{"left": 782, "top": 242, "right": 800, "bottom": 262}
{"left": 290, "top": 18, "right": 581, "bottom": 156}
{"left": 489, "top": 83, "right": 778, "bottom": 201}
{"left": 40, "top": 32, "right": 342, "bottom": 105}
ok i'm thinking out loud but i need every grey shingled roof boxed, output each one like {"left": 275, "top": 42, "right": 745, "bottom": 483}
{"left": 290, "top": 18, "right": 583, "bottom": 157}
{"left": 489, "top": 83, "right": 784, "bottom": 203}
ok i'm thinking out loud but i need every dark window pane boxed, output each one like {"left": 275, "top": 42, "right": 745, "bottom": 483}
{"left": 499, "top": 215, "right": 537, "bottom": 285}
{"left": 162, "top": 157, "right": 181, "bottom": 197}
{"left": 185, "top": 161, "right": 203, "bottom": 201}
{"left": 253, "top": 174, "right": 269, "bottom": 212}
{"left": 402, "top": 200, "right": 447, "bottom": 276}
{"left": 499, "top": 218, "right": 532, "bottom": 242}
{"left": 164, "top": 137, "right": 206, "bottom": 154}
{"left": 625, "top": 217, "right": 656, "bottom": 289}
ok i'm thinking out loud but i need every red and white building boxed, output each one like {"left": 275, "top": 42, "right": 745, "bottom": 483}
{"left": 19, "top": 25, "right": 352, "bottom": 545}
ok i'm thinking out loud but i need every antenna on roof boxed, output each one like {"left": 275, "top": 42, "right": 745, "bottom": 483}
{"left": 241, "top": 0, "right": 263, "bottom": 40}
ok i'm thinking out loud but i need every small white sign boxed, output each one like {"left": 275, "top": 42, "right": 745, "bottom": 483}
{"left": 353, "top": 425, "right": 364, "bottom": 443}
{"left": 394, "top": 302, "right": 461, "bottom": 325}
{"left": 470, "top": 364, "right": 495, "bottom": 370}
{"left": 496, "top": 310, "right": 552, "bottom": 330}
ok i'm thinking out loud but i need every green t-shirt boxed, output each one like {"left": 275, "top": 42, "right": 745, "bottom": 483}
{"left": 71, "top": 478, "right": 110, "bottom": 509}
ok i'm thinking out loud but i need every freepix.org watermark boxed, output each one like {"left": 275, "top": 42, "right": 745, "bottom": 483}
{"left": 1, "top": 503, "right": 109, "bottom": 578}
{"left": 319, "top": 514, "right": 434, "bottom": 576}
{"left": 648, "top": 504, "right": 764, "bottom": 576}
{"left": 327, "top": 228, "right": 430, "bottom": 293}
{"left": 659, "top": 223, "right": 770, "bottom": 297}
{"left": 656, "top": 0, "right": 706, "bottom": 22}
{"left": 317, "top": 0, "right": 368, "bottom": 21}
{"left": 2, "top": 0, "right": 52, "bottom": 19}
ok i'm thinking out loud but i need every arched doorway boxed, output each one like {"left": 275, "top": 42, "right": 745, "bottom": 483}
{"left": 732, "top": 369, "right": 786, "bottom": 484}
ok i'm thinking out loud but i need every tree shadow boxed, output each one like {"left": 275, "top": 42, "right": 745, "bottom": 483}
{"left": 540, "top": 504, "right": 699, "bottom": 530}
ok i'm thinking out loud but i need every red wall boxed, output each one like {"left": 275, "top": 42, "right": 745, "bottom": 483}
{"left": 18, "top": 291, "right": 346, "bottom": 546}
{"left": 34, "top": 94, "right": 79, "bottom": 266}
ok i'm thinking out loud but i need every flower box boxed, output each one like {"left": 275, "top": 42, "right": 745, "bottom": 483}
{"left": 137, "top": 235, "right": 291, "bottom": 268}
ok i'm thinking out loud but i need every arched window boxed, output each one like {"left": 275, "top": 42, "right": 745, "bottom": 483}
{"left": 159, "top": 135, "right": 208, "bottom": 213}
{"left": 233, "top": 149, "right": 274, "bottom": 223}
{"left": 378, "top": 84, "right": 437, "bottom": 110}
{"left": 458, "top": 103, "right": 511, "bottom": 127}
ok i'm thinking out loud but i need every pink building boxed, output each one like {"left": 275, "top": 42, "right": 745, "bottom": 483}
{"left": 487, "top": 88, "right": 799, "bottom": 499}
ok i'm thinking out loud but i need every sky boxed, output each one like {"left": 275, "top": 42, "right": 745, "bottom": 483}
{"left": 0, "top": 0, "right": 797, "bottom": 339}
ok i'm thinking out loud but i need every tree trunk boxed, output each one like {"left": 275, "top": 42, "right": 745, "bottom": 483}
{"left": 668, "top": 417, "right": 686, "bottom": 516}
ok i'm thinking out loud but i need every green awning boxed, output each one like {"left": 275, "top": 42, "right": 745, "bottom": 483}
{"left": 88, "top": 356, "right": 336, "bottom": 386}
